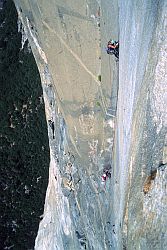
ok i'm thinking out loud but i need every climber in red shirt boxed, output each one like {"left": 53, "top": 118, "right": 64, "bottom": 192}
{"left": 101, "top": 173, "right": 107, "bottom": 188}
{"left": 101, "top": 169, "right": 111, "bottom": 189}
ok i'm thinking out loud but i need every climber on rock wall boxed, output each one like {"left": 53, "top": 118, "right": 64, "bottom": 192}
{"left": 106, "top": 40, "right": 119, "bottom": 59}
{"left": 101, "top": 168, "right": 112, "bottom": 189}
{"left": 101, "top": 173, "right": 107, "bottom": 187}
{"left": 105, "top": 169, "right": 111, "bottom": 178}
{"left": 48, "top": 118, "right": 55, "bottom": 139}
{"left": 107, "top": 40, "right": 119, "bottom": 49}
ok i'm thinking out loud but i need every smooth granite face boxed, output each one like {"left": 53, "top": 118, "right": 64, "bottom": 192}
{"left": 13, "top": 0, "right": 167, "bottom": 249}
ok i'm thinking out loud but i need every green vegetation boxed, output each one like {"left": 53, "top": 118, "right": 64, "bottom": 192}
{"left": 0, "top": 1, "right": 49, "bottom": 249}
{"left": 98, "top": 75, "right": 101, "bottom": 82}
{"left": 96, "top": 101, "right": 101, "bottom": 107}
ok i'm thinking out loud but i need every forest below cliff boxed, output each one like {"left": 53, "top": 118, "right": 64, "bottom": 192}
{"left": 0, "top": 1, "right": 49, "bottom": 249}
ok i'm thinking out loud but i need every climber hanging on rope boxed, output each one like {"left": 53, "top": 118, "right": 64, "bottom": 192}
{"left": 106, "top": 40, "right": 119, "bottom": 59}
{"left": 101, "top": 169, "right": 111, "bottom": 189}
{"left": 48, "top": 118, "right": 55, "bottom": 139}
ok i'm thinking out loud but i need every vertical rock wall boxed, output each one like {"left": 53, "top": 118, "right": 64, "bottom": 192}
{"left": 113, "top": 0, "right": 167, "bottom": 249}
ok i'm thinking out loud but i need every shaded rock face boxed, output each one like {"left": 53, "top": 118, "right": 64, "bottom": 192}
{"left": 13, "top": 0, "right": 167, "bottom": 249}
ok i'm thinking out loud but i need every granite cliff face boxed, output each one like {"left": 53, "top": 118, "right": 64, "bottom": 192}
{"left": 13, "top": 0, "right": 167, "bottom": 249}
